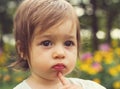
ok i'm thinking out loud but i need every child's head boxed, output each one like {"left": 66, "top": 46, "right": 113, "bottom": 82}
{"left": 13, "top": 0, "right": 80, "bottom": 72}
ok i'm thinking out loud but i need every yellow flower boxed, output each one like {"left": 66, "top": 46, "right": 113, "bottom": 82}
{"left": 115, "top": 48, "right": 120, "bottom": 56}
{"left": 3, "top": 74, "right": 11, "bottom": 82}
{"left": 113, "top": 81, "right": 120, "bottom": 89}
{"left": 80, "top": 64, "right": 90, "bottom": 72}
{"left": 116, "top": 65, "right": 120, "bottom": 72}
{"left": 93, "top": 51, "right": 103, "bottom": 63}
{"left": 83, "top": 58, "right": 93, "bottom": 64}
{"left": 103, "top": 52, "right": 113, "bottom": 64}
{"left": 108, "top": 67, "right": 118, "bottom": 76}
{"left": 87, "top": 68, "right": 98, "bottom": 75}
{"left": 0, "top": 53, "right": 6, "bottom": 65}
{"left": 15, "top": 77, "right": 24, "bottom": 82}
{"left": 93, "top": 78, "right": 101, "bottom": 84}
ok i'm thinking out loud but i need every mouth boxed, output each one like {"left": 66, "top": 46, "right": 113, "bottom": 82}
{"left": 52, "top": 63, "right": 66, "bottom": 72}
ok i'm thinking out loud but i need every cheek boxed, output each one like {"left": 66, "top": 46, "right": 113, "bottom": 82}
{"left": 30, "top": 49, "right": 51, "bottom": 66}
{"left": 66, "top": 57, "right": 77, "bottom": 75}
{"left": 70, "top": 57, "right": 77, "bottom": 66}
{"left": 68, "top": 52, "right": 77, "bottom": 67}
{"left": 30, "top": 55, "right": 50, "bottom": 73}
{"left": 69, "top": 48, "right": 77, "bottom": 60}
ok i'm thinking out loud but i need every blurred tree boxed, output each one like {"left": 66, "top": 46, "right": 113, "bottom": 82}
{"left": 0, "top": 0, "right": 13, "bottom": 34}
{"left": 76, "top": 0, "right": 120, "bottom": 50}
{"left": 97, "top": 0, "right": 120, "bottom": 44}
{"left": 90, "top": 0, "right": 99, "bottom": 51}
{"left": 0, "top": 0, "right": 19, "bottom": 50}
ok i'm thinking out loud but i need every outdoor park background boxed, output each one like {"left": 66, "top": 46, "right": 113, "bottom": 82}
{"left": 0, "top": 0, "right": 120, "bottom": 89}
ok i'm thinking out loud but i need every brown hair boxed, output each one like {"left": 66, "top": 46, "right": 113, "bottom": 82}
{"left": 11, "top": 0, "right": 80, "bottom": 70}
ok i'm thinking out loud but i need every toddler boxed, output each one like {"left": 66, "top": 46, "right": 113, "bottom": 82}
{"left": 12, "top": 0, "right": 106, "bottom": 89}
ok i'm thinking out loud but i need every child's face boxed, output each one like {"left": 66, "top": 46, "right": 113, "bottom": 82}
{"left": 29, "top": 20, "right": 77, "bottom": 80}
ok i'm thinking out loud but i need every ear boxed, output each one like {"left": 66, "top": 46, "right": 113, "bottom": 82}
{"left": 16, "top": 40, "right": 25, "bottom": 60}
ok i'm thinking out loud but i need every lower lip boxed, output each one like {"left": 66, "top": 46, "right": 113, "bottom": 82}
{"left": 52, "top": 65, "right": 65, "bottom": 71}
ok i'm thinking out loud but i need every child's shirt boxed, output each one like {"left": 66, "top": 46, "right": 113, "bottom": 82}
{"left": 13, "top": 78, "right": 106, "bottom": 89}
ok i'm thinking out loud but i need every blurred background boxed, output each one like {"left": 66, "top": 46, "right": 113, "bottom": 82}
{"left": 0, "top": 0, "right": 120, "bottom": 89}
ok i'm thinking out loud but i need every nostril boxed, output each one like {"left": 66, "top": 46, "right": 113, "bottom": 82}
{"left": 52, "top": 52, "right": 65, "bottom": 59}
{"left": 55, "top": 55, "right": 65, "bottom": 59}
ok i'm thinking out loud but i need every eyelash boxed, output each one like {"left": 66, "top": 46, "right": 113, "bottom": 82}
{"left": 64, "top": 40, "right": 75, "bottom": 47}
{"left": 40, "top": 40, "right": 52, "bottom": 47}
{"left": 39, "top": 40, "right": 75, "bottom": 47}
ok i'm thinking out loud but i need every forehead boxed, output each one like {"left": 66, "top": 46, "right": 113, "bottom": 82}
{"left": 34, "top": 19, "right": 77, "bottom": 38}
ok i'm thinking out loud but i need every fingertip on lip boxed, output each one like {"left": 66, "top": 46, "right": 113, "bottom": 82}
{"left": 57, "top": 72, "right": 62, "bottom": 77}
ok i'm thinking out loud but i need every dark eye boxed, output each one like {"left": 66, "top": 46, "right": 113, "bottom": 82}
{"left": 64, "top": 41, "right": 74, "bottom": 47}
{"left": 40, "top": 40, "right": 52, "bottom": 46}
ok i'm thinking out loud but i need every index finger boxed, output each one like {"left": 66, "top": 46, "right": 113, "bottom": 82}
{"left": 58, "top": 72, "right": 70, "bottom": 86}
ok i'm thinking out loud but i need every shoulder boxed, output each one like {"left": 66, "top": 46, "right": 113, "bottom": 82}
{"left": 67, "top": 78, "right": 106, "bottom": 89}
{"left": 13, "top": 80, "right": 31, "bottom": 89}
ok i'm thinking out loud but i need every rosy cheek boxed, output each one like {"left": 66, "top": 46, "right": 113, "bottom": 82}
{"left": 69, "top": 58, "right": 76, "bottom": 66}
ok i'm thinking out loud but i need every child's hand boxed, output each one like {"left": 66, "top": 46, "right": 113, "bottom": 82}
{"left": 58, "top": 72, "right": 83, "bottom": 89}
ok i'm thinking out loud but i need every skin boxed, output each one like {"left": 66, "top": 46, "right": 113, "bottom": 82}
{"left": 26, "top": 20, "right": 82, "bottom": 89}
{"left": 58, "top": 72, "right": 82, "bottom": 89}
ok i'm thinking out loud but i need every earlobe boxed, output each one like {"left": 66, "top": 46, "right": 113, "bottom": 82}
{"left": 16, "top": 40, "right": 26, "bottom": 60}
{"left": 20, "top": 52, "right": 24, "bottom": 59}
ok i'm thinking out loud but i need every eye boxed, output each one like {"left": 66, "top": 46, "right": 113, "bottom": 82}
{"left": 64, "top": 40, "right": 74, "bottom": 47}
{"left": 40, "top": 40, "right": 52, "bottom": 46}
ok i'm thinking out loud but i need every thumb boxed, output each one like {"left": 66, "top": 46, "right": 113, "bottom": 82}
{"left": 58, "top": 72, "right": 70, "bottom": 86}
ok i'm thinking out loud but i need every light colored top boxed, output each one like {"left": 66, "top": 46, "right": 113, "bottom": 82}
{"left": 13, "top": 78, "right": 106, "bottom": 89}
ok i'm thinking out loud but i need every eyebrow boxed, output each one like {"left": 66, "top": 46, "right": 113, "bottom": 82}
{"left": 34, "top": 34, "right": 76, "bottom": 40}
{"left": 64, "top": 35, "right": 76, "bottom": 39}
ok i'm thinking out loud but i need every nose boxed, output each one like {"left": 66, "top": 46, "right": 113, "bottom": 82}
{"left": 52, "top": 45, "right": 65, "bottom": 59}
